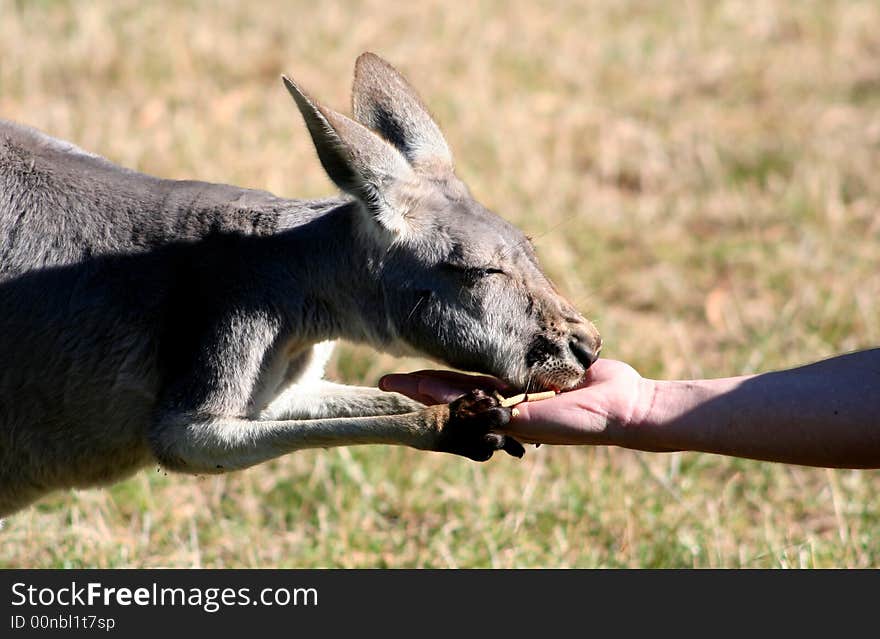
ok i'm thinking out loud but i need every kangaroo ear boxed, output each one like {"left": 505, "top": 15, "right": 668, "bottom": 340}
{"left": 351, "top": 52, "right": 453, "bottom": 171}
{"left": 283, "top": 75, "right": 416, "bottom": 236}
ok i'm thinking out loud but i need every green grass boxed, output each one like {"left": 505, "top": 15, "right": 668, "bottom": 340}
{"left": 1, "top": 0, "right": 879, "bottom": 567}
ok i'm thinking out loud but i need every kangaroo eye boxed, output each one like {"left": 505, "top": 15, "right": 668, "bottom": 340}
{"left": 468, "top": 266, "right": 505, "bottom": 278}
{"left": 440, "top": 262, "right": 505, "bottom": 281}
{"left": 470, "top": 266, "right": 506, "bottom": 278}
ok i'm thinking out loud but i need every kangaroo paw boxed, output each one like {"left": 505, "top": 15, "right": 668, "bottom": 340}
{"left": 436, "top": 389, "right": 525, "bottom": 461}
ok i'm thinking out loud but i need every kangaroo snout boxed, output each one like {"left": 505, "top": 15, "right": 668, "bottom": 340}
{"left": 568, "top": 321, "right": 602, "bottom": 370}
{"left": 521, "top": 308, "right": 602, "bottom": 392}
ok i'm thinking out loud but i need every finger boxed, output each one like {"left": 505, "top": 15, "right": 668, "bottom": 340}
{"left": 381, "top": 370, "right": 516, "bottom": 405}
{"left": 380, "top": 373, "right": 475, "bottom": 405}
{"left": 403, "top": 369, "right": 514, "bottom": 393}
{"left": 378, "top": 373, "right": 423, "bottom": 398}
{"left": 378, "top": 375, "right": 459, "bottom": 406}
{"left": 406, "top": 392, "right": 445, "bottom": 406}
{"left": 417, "top": 377, "right": 473, "bottom": 404}
{"left": 380, "top": 372, "right": 464, "bottom": 397}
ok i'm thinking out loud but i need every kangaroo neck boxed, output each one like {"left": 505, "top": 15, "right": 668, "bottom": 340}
{"left": 273, "top": 198, "right": 397, "bottom": 349}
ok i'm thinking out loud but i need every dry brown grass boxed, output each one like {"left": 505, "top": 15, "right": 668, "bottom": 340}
{"left": 1, "top": 0, "right": 879, "bottom": 567}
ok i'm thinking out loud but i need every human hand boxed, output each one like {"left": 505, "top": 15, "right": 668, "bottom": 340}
{"left": 379, "top": 359, "right": 652, "bottom": 446}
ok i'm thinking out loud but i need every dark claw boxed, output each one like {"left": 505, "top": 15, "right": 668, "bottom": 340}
{"left": 482, "top": 432, "right": 524, "bottom": 460}
{"left": 436, "top": 389, "right": 523, "bottom": 462}
{"left": 502, "top": 436, "right": 526, "bottom": 458}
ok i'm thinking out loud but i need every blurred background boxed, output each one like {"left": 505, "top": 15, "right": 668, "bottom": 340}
{"left": 1, "top": 0, "right": 879, "bottom": 567}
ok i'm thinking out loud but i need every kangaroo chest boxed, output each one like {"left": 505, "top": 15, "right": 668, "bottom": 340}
{"left": 247, "top": 340, "right": 336, "bottom": 416}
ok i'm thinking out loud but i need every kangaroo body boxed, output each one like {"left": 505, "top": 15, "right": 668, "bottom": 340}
{"left": 0, "top": 54, "right": 601, "bottom": 516}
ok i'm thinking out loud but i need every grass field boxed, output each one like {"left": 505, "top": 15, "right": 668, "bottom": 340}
{"left": 2, "top": 0, "right": 879, "bottom": 568}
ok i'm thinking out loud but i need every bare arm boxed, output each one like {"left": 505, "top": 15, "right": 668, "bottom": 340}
{"left": 628, "top": 350, "right": 880, "bottom": 468}
{"left": 379, "top": 350, "right": 880, "bottom": 468}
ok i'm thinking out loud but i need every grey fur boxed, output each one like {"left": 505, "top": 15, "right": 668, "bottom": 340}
{"left": 0, "top": 53, "right": 600, "bottom": 517}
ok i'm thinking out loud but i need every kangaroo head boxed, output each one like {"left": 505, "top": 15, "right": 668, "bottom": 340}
{"left": 283, "top": 53, "right": 601, "bottom": 391}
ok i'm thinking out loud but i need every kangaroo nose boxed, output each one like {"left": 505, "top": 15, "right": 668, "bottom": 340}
{"left": 569, "top": 325, "right": 602, "bottom": 370}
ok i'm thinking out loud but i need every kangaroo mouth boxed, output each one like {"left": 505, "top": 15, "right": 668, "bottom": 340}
{"left": 522, "top": 334, "right": 593, "bottom": 392}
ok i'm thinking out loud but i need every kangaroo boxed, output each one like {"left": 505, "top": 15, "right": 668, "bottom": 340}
{"left": 0, "top": 53, "right": 601, "bottom": 517}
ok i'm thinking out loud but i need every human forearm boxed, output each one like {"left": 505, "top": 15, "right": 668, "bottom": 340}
{"left": 630, "top": 350, "right": 880, "bottom": 468}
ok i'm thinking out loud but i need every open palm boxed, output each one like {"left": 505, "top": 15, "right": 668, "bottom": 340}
{"left": 379, "top": 359, "right": 647, "bottom": 446}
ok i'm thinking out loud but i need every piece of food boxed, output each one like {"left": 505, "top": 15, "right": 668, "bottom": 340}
{"left": 496, "top": 390, "right": 558, "bottom": 407}
{"left": 491, "top": 390, "right": 557, "bottom": 420}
